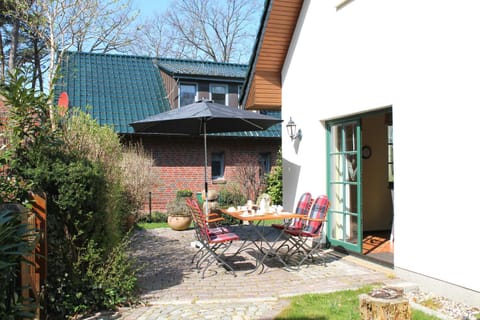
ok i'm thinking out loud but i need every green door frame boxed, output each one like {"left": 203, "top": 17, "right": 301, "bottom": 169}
{"left": 326, "top": 118, "right": 363, "bottom": 253}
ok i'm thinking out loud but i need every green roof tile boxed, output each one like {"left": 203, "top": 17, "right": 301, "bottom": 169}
{"left": 212, "top": 110, "right": 281, "bottom": 137}
{"left": 156, "top": 58, "right": 247, "bottom": 78}
{"left": 55, "top": 52, "right": 170, "bottom": 133}
{"left": 54, "top": 52, "right": 280, "bottom": 138}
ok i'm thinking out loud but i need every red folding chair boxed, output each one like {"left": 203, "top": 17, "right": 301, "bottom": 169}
{"left": 186, "top": 198, "right": 240, "bottom": 278}
{"left": 272, "top": 192, "right": 312, "bottom": 231}
{"left": 279, "top": 195, "right": 330, "bottom": 269}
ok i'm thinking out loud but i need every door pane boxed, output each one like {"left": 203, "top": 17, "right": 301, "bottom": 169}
{"left": 344, "top": 123, "right": 357, "bottom": 152}
{"left": 346, "top": 214, "right": 358, "bottom": 244}
{"left": 331, "top": 125, "right": 342, "bottom": 153}
{"left": 327, "top": 120, "right": 362, "bottom": 252}
{"left": 329, "top": 154, "right": 344, "bottom": 183}
{"left": 330, "top": 211, "right": 358, "bottom": 244}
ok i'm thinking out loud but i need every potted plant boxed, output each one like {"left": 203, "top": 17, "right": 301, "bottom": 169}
{"left": 167, "top": 190, "right": 194, "bottom": 231}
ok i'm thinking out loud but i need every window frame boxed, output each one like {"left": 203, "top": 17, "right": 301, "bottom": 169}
{"left": 209, "top": 83, "right": 228, "bottom": 106}
{"left": 179, "top": 82, "right": 197, "bottom": 107}
{"left": 259, "top": 152, "right": 272, "bottom": 177}
{"left": 211, "top": 152, "right": 225, "bottom": 180}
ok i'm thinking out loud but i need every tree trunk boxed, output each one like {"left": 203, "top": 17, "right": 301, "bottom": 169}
{"left": 0, "top": 30, "right": 5, "bottom": 81}
{"left": 8, "top": 19, "right": 20, "bottom": 71}
{"left": 359, "top": 288, "right": 411, "bottom": 320}
{"left": 32, "top": 37, "right": 44, "bottom": 91}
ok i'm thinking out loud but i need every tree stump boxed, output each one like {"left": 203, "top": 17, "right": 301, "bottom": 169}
{"left": 359, "top": 287, "right": 411, "bottom": 320}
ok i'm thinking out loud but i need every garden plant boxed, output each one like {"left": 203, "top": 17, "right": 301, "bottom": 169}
{"left": 0, "top": 70, "right": 152, "bottom": 319}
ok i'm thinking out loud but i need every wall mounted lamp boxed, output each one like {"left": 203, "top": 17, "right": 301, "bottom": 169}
{"left": 286, "top": 117, "right": 298, "bottom": 140}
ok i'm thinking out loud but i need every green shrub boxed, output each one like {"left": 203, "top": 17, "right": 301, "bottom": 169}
{"left": 265, "top": 149, "right": 283, "bottom": 205}
{"left": 152, "top": 212, "right": 168, "bottom": 222}
{"left": 1, "top": 71, "right": 141, "bottom": 318}
{"left": 47, "top": 237, "right": 139, "bottom": 317}
{"left": 217, "top": 184, "right": 246, "bottom": 225}
{"left": 78, "top": 237, "right": 139, "bottom": 311}
{"left": 118, "top": 142, "right": 155, "bottom": 223}
{"left": 138, "top": 212, "right": 167, "bottom": 223}
{"left": 217, "top": 184, "right": 246, "bottom": 208}
{"left": 176, "top": 189, "right": 193, "bottom": 198}
{"left": 0, "top": 174, "right": 30, "bottom": 206}
{"left": 166, "top": 197, "right": 193, "bottom": 217}
{"left": 62, "top": 108, "right": 132, "bottom": 234}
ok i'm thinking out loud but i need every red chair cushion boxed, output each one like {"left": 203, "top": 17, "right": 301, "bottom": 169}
{"left": 210, "top": 232, "right": 240, "bottom": 243}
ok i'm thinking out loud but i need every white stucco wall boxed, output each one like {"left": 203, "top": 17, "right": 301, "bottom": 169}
{"left": 281, "top": 0, "right": 480, "bottom": 301}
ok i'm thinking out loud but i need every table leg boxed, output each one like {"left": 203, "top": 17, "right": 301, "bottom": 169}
{"left": 238, "top": 221, "right": 295, "bottom": 275}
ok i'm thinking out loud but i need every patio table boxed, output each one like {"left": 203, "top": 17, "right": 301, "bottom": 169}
{"left": 220, "top": 209, "right": 299, "bottom": 274}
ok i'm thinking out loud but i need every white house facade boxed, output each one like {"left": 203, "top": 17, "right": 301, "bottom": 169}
{"left": 244, "top": 0, "right": 480, "bottom": 306}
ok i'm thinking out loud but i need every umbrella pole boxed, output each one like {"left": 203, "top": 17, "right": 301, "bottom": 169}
{"left": 203, "top": 120, "right": 209, "bottom": 215}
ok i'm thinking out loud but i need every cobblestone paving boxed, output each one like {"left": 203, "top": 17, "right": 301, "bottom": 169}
{"left": 117, "top": 227, "right": 401, "bottom": 320}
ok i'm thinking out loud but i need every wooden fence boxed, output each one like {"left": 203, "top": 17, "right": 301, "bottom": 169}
{"left": 21, "top": 192, "right": 47, "bottom": 320}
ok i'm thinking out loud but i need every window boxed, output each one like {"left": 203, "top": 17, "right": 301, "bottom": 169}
{"left": 210, "top": 84, "right": 227, "bottom": 105}
{"left": 179, "top": 83, "right": 197, "bottom": 107}
{"left": 259, "top": 153, "right": 271, "bottom": 177}
{"left": 211, "top": 152, "right": 224, "bottom": 179}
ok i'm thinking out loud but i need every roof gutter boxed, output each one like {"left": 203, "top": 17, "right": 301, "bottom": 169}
{"left": 239, "top": 0, "right": 273, "bottom": 108}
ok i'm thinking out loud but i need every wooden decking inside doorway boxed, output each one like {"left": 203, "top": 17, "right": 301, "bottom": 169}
{"left": 362, "top": 231, "right": 393, "bottom": 265}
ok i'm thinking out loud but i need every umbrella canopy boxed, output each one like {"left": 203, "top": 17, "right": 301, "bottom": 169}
{"left": 130, "top": 100, "right": 282, "bottom": 210}
{"left": 130, "top": 100, "right": 282, "bottom": 135}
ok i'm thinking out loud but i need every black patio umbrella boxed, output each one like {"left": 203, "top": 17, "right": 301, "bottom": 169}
{"left": 130, "top": 100, "right": 282, "bottom": 212}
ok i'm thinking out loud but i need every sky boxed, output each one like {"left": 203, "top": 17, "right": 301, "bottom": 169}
{"left": 132, "top": 0, "right": 174, "bottom": 20}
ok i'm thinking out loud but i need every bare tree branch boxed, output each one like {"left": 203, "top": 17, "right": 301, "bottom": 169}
{"left": 128, "top": 0, "right": 262, "bottom": 63}
{"left": 16, "top": 0, "right": 139, "bottom": 91}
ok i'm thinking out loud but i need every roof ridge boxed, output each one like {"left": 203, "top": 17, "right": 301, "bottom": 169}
{"left": 62, "top": 50, "right": 156, "bottom": 61}
{"left": 156, "top": 57, "right": 247, "bottom": 67}
{"left": 62, "top": 51, "right": 247, "bottom": 67}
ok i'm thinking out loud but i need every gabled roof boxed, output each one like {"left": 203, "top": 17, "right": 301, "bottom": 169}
{"left": 241, "top": 0, "right": 304, "bottom": 110}
{"left": 55, "top": 51, "right": 280, "bottom": 138}
{"left": 156, "top": 58, "right": 247, "bottom": 79}
{"left": 55, "top": 51, "right": 170, "bottom": 133}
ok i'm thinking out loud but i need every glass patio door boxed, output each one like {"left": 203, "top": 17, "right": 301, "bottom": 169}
{"left": 327, "top": 120, "right": 362, "bottom": 253}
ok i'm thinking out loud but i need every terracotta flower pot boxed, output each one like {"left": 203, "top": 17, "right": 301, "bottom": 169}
{"left": 167, "top": 215, "right": 192, "bottom": 231}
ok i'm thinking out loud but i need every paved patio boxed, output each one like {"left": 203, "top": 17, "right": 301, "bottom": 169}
{"left": 116, "top": 226, "right": 405, "bottom": 320}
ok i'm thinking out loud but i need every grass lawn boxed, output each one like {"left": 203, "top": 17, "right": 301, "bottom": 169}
{"left": 275, "top": 286, "right": 442, "bottom": 320}
{"left": 136, "top": 222, "right": 169, "bottom": 229}
{"left": 136, "top": 220, "right": 284, "bottom": 229}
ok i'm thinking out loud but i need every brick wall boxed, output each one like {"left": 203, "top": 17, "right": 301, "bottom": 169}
{"left": 128, "top": 135, "right": 281, "bottom": 213}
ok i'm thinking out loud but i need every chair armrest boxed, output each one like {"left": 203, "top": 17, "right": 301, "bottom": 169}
{"left": 207, "top": 217, "right": 225, "bottom": 223}
{"left": 206, "top": 213, "right": 225, "bottom": 223}
{"left": 301, "top": 217, "right": 327, "bottom": 223}
{"left": 207, "top": 213, "right": 221, "bottom": 218}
